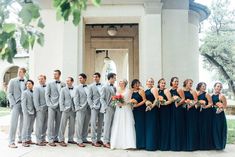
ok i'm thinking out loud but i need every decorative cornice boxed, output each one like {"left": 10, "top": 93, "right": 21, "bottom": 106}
{"left": 189, "top": 0, "right": 210, "bottom": 22}
{"left": 144, "top": 1, "right": 163, "bottom": 14}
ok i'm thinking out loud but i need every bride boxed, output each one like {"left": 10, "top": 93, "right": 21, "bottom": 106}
{"left": 110, "top": 79, "right": 136, "bottom": 149}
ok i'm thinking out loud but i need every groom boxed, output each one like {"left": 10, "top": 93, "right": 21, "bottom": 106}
{"left": 100, "top": 73, "right": 116, "bottom": 148}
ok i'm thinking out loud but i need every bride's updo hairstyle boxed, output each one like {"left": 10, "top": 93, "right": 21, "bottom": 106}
{"left": 120, "top": 79, "right": 128, "bottom": 88}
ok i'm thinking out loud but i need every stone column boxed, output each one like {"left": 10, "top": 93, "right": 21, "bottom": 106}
{"left": 139, "top": 1, "right": 162, "bottom": 83}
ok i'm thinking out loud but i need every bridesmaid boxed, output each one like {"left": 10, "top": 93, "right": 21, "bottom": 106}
{"left": 145, "top": 78, "right": 160, "bottom": 151}
{"left": 131, "top": 79, "right": 146, "bottom": 149}
{"left": 157, "top": 78, "right": 172, "bottom": 151}
{"left": 196, "top": 82, "right": 214, "bottom": 150}
{"left": 212, "top": 82, "right": 227, "bottom": 150}
{"left": 183, "top": 79, "right": 199, "bottom": 151}
{"left": 169, "top": 77, "right": 186, "bottom": 151}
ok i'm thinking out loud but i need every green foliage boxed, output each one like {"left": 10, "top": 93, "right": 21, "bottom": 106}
{"left": 53, "top": 0, "right": 101, "bottom": 26}
{"left": 200, "top": 0, "right": 235, "bottom": 95}
{"left": 0, "top": 91, "right": 8, "bottom": 107}
{"left": 0, "top": 0, "right": 44, "bottom": 63}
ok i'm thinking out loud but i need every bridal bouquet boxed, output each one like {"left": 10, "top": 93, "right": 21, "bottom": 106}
{"left": 183, "top": 99, "right": 196, "bottom": 110}
{"left": 214, "top": 101, "right": 224, "bottom": 114}
{"left": 128, "top": 99, "right": 138, "bottom": 109}
{"left": 196, "top": 100, "right": 206, "bottom": 112}
{"left": 111, "top": 94, "right": 125, "bottom": 108}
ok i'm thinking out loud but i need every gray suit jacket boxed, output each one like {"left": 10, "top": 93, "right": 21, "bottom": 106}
{"left": 59, "top": 87, "right": 75, "bottom": 112}
{"left": 7, "top": 78, "right": 26, "bottom": 107}
{"left": 74, "top": 85, "right": 89, "bottom": 112}
{"left": 33, "top": 85, "right": 47, "bottom": 112}
{"left": 100, "top": 83, "right": 116, "bottom": 113}
{"left": 45, "top": 81, "right": 65, "bottom": 109}
{"left": 21, "top": 90, "right": 35, "bottom": 115}
{"left": 87, "top": 83, "right": 103, "bottom": 110}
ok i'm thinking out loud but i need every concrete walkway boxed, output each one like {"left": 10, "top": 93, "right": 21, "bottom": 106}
{"left": 0, "top": 114, "right": 235, "bottom": 157}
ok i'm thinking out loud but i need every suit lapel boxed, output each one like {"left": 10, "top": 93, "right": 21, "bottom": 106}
{"left": 65, "top": 87, "right": 72, "bottom": 99}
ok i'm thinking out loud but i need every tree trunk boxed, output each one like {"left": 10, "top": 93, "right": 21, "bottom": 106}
{"left": 202, "top": 53, "right": 235, "bottom": 97}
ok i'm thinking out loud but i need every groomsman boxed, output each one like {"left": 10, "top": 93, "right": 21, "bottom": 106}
{"left": 74, "top": 73, "right": 91, "bottom": 147}
{"left": 21, "top": 80, "right": 35, "bottom": 147}
{"left": 87, "top": 72, "right": 104, "bottom": 147}
{"left": 100, "top": 73, "right": 117, "bottom": 148}
{"left": 8, "top": 67, "right": 27, "bottom": 148}
{"left": 58, "top": 77, "right": 76, "bottom": 147}
{"left": 45, "top": 70, "right": 65, "bottom": 146}
{"left": 33, "top": 75, "right": 48, "bottom": 146}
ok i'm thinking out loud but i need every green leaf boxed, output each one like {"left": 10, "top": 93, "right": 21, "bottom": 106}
{"left": 2, "top": 23, "right": 16, "bottom": 33}
{"left": 53, "top": 0, "right": 63, "bottom": 7}
{"left": 20, "top": 30, "right": 30, "bottom": 49}
{"left": 37, "top": 18, "right": 45, "bottom": 29}
{"left": 37, "top": 33, "right": 44, "bottom": 46}
{"left": 29, "top": 35, "right": 36, "bottom": 49}
{"left": 92, "top": 0, "right": 101, "bottom": 7}
{"left": 72, "top": 9, "right": 81, "bottom": 26}
{"left": 19, "top": 3, "right": 40, "bottom": 25}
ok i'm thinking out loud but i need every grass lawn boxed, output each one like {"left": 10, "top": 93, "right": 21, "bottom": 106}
{"left": 0, "top": 107, "right": 10, "bottom": 117}
{"left": 227, "top": 119, "right": 235, "bottom": 144}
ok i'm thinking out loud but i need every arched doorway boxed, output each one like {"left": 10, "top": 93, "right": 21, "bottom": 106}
{"left": 3, "top": 66, "right": 19, "bottom": 87}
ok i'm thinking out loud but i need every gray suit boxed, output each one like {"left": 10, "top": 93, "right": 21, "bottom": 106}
{"left": 87, "top": 83, "right": 104, "bottom": 143}
{"left": 74, "top": 84, "right": 91, "bottom": 144}
{"left": 21, "top": 89, "right": 35, "bottom": 142}
{"left": 58, "top": 86, "right": 76, "bottom": 142}
{"left": 45, "top": 81, "right": 65, "bottom": 142}
{"left": 33, "top": 85, "right": 48, "bottom": 143}
{"left": 100, "top": 83, "right": 116, "bottom": 144}
{"left": 7, "top": 77, "right": 26, "bottom": 144}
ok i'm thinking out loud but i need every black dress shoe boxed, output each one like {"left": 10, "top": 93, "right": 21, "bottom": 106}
{"left": 83, "top": 140, "right": 92, "bottom": 144}
{"left": 68, "top": 141, "right": 77, "bottom": 144}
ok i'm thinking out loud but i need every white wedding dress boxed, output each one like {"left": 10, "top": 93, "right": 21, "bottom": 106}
{"left": 110, "top": 89, "right": 136, "bottom": 149}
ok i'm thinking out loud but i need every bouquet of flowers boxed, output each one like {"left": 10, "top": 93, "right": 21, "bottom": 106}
{"left": 158, "top": 95, "right": 167, "bottom": 106}
{"left": 183, "top": 99, "right": 195, "bottom": 110}
{"left": 214, "top": 101, "right": 224, "bottom": 114}
{"left": 128, "top": 99, "right": 138, "bottom": 109}
{"left": 145, "top": 100, "right": 153, "bottom": 112}
{"left": 171, "top": 95, "right": 181, "bottom": 107}
{"left": 111, "top": 94, "right": 125, "bottom": 108}
{"left": 196, "top": 100, "right": 206, "bottom": 112}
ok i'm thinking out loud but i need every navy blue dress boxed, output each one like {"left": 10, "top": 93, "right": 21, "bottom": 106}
{"left": 158, "top": 89, "right": 171, "bottom": 151}
{"left": 132, "top": 91, "right": 146, "bottom": 149}
{"left": 145, "top": 89, "right": 160, "bottom": 151}
{"left": 198, "top": 92, "right": 215, "bottom": 150}
{"left": 170, "top": 89, "right": 187, "bottom": 151}
{"left": 184, "top": 90, "right": 199, "bottom": 151}
{"left": 212, "top": 94, "right": 227, "bottom": 150}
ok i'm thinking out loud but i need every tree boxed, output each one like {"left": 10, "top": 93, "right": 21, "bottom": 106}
{"left": 0, "top": 0, "right": 101, "bottom": 63}
{"left": 0, "top": 0, "right": 44, "bottom": 63}
{"left": 200, "top": 0, "right": 235, "bottom": 96}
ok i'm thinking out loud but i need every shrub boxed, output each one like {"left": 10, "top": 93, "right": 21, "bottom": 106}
{"left": 0, "top": 90, "right": 8, "bottom": 107}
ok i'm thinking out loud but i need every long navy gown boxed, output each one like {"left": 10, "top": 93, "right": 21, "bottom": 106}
{"left": 198, "top": 92, "right": 215, "bottom": 150}
{"left": 132, "top": 91, "right": 146, "bottom": 149}
{"left": 184, "top": 90, "right": 199, "bottom": 151}
{"left": 145, "top": 89, "right": 160, "bottom": 151}
{"left": 158, "top": 89, "right": 171, "bottom": 151}
{"left": 212, "top": 94, "right": 227, "bottom": 150}
{"left": 170, "top": 89, "right": 187, "bottom": 151}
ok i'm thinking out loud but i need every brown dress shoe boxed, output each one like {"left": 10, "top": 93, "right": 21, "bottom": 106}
{"left": 92, "top": 143, "right": 101, "bottom": 147}
{"left": 83, "top": 140, "right": 92, "bottom": 144}
{"left": 26, "top": 140, "right": 35, "bottom": 144}
{"left": 68, "top": 141, "right": 77, "bottom": 144}
{"left": 59, "top": 141, "right": 67, "bottom": 147}
{"left": 9, "top": 143, "right": 18, "bottom": 148}
{"left": 97, "top": 141, "right": 103, "bottom": 145}
{"left": 22, "top": 142, "right": 30, "bottom": 147}
{"left": 36, "top": 142, "right": 46, "bottom": 146}
{"left": 43, "top": 141, "right": 48, "bottom": 144}
{"left": 17, "top": 141, "right": 22, "bottom": 144}
{"left": 103, "top": 143, "right": 110, "bottom": 148}
{"left": 48, "top": 142, "right": 56, "bottom": 147}
{"left": 77, "top": 143, "right": 86, "bottom": 147}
